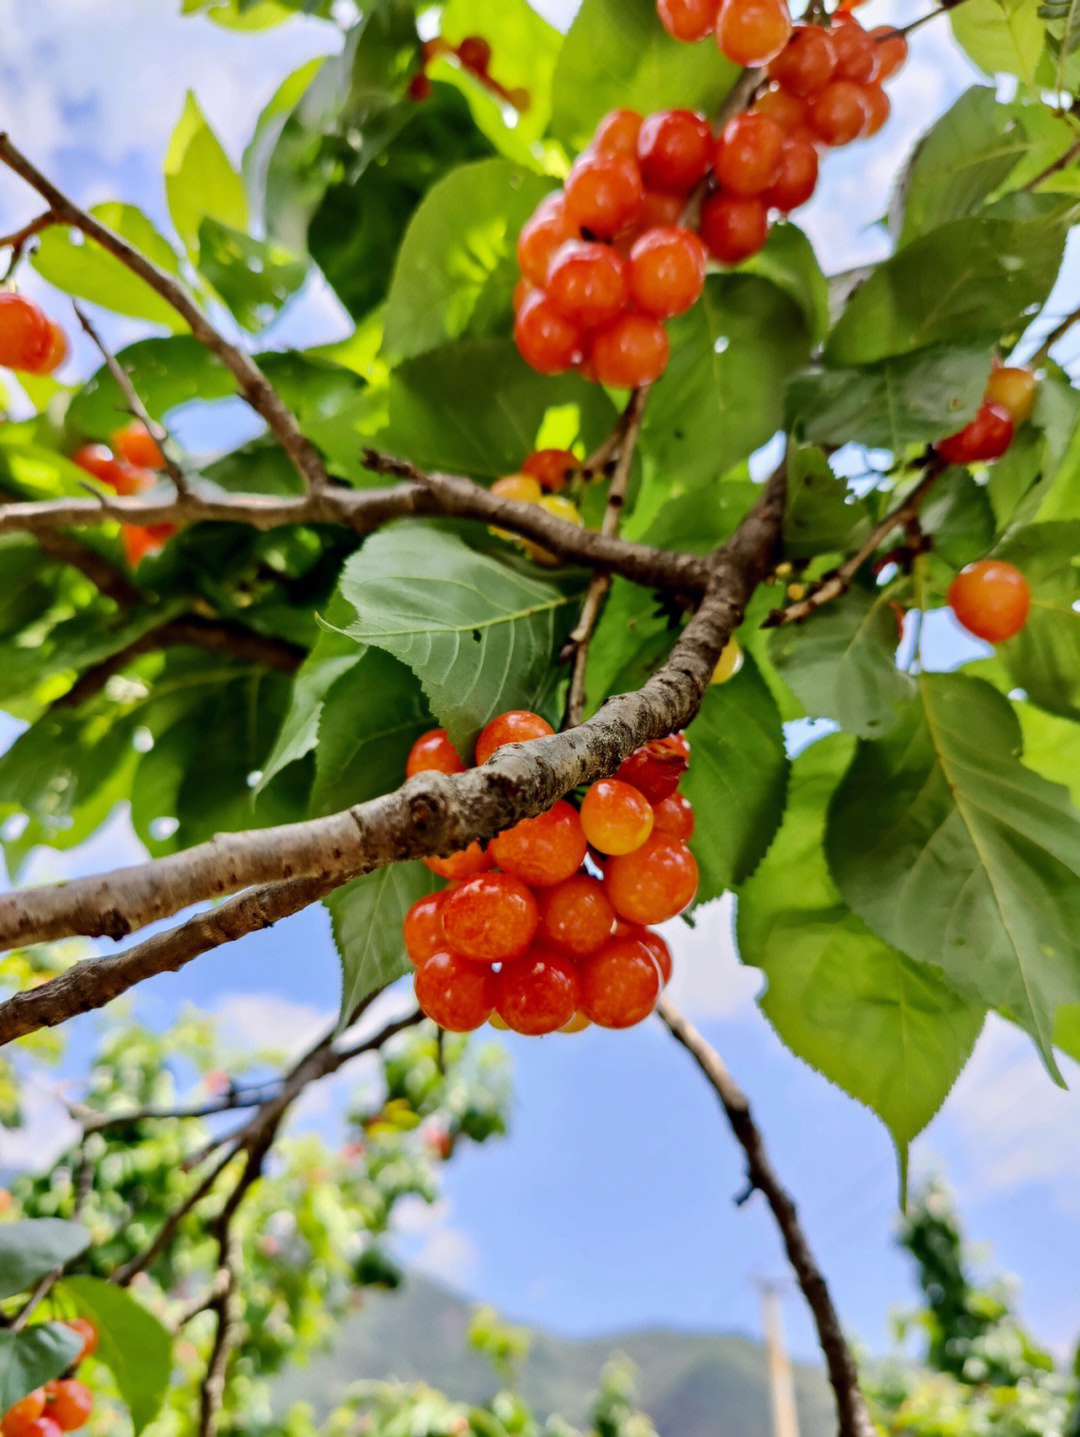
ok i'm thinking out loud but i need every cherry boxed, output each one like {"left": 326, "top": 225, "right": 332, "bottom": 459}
{"left": 122, "top": 524, "right": 174, "bottom": 567}
{"left": 985, "top": 366, "right": 1037, "bottom": 426}
{"left": 64, "top": 1319, "right": 98, "bottom": 1361}
{"left": 545, "top": 240, "right": 629, "bottom": 329}
{"left": 637, "top": 110, "right": 713, "bottom": 195}
{"left": 763, "top": 132, "right": 819, "bottom": 211}
{"left": 517, "top": 194, "right": 579, "bottom": 289}
{"left": 752, "top": 85, "right": 811, "bottom": 134}
{"left": 560, "top": 1011, "right": 591, "bottom": 1032}
{"left": 564, "top": 152, "right": 644, "bottom": 237}
{"left": 407, "top": 728, "right": 465, "bottom": 778}
{"left": 494, "top": 945, "right": 581, "bottom": 1034}
{"left": 475, "top": 710, "right": 554, "bottom": 764}
{"left": 415, "top": 950, "right": 496, "bottom": 1031}
{"left": 522, "top": 448, "right": 579, "bottom": 491}
{"left": 623, "top": 190, "right": 686, "bottom": 243}
{"left": 830, "top": 16, "right": 876, "bottom": 81}
{"left": 713, "top": 112, "right": 786, "bottom": 195}
{"left": 522, "top": 494, "right": 585, "bottom": 564}
{"left": 489, "top": 799, "right": 588, "bottom": 886}
{"left": 935, "top": 401, "right": 1015, "bottom": 465}
{"left": 491, "top": 472, "right": 543, "bottom": 506}
{"left": 807, "top": 80, "right": 873, "bottom": 146}
{"left": 456, "top": 36, "right": 492, "bottom": 73}
{"left": 627, "top": 226, "right": 706, "bottom": 317}
{"left": 588, "top": 312, "right": 670, "bottom": 388}
{"left": 33, "top": 320, "right": 68, "bottom": 375}
{"left": 710, "top": 636, "right": 744, "bottom": 683}
{"left": 72, "top": 444, "right": 130, "bottom": 491}
{"left": 715, "top": 0, "right": 793, "bottom": 67}
{"left": 593, "top": 109, "right": 644, "bottom": 157}
{"left": 442, "top": 871, "right": 539, "bottom": 961}
{"left": 651, "top": 792, "right": 695, "bottom": 839}
{"left": 2, "top": 1393, "right": 46, "bottom": 1437}
{"left": 0, "top": 293, "right": 52, "bottom": 371}
{"left": 869, "top": 25, "right": 908, "bottom": 80}
{"left": 403, "top": 891, "right": 448, "bottom": 965}
{"left": 947, "top": 559, "right": 1030, "bottom": 644}
{"left": 515, "top": 290, "right": 585, "bottom": 375}
{"left": 604, "top": 832, "right": 699, "bottom": 924}
{"left": 770, "top": 25, "right": 837, "bottom": 95}
{"left": 15, "top": 1421, "right": 61, "bottom": 1437}
{"left": 112, "top": 421, "right": 165, "bottom": 469}
{"left": 580, "top": 778, "right": 655, "bottom": 855}
{"left": 423, "top": 842, "right": 494, "bottom": 881}
{"left": 46, "top": 1383, "right": 93, "bottom": 1434}
{"left": 537, "top": 874, "right": 616, "bottom": 957}
{"left": 698, "top": 192, "right": 770, "bottom": 264}
{"left": 657, "top": 0, "right": 720, "bottom": 41}
{"left": 577, "top": 936, "right": 661, "bottom": 1028}
{"left": 859, "top": 83, "right": 890, "bottom": 136}
{"left": 408, "top": 73, "right": 433, "bottom": 101}
{"left": 633, "top": 926, "right": 673, "bottom": 985}
{"left": 615, "top": 733, "right": 689, "bottom": 802}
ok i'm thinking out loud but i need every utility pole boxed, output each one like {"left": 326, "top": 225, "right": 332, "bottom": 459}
{"left": 758, "top": 1279, "right": 800, "bottom": 1437}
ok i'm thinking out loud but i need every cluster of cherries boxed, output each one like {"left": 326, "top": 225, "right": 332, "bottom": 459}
{"left": 402, "top": 711, "right": 699, "bottom": 1035}
{"left": 72, "top": 422, "right": 177, "bottom": 567}
{"left": 934, "top": 364, "right": 1036, "bottom": 469}
{"left": 1, "top": 1320, "right": 97, "bottom": 1437}
{"left": 512, "top": 6, "right": 907, "bottom": 386}
{"left": 0, "top": 293, "right": 67, "bottom": 376}
{"left": 410, "top": 33, "right": 529, "bottom": 111}
{"left": 489, "top": 446, "right": 585, "bottom": 563}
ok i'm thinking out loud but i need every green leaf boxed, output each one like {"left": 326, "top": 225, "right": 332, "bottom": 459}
{"left": 0, "top": 1219, "right": 90, "bottom": 1300}
{"left": 769, "top": 587, "right": 915, "bottom": 738}
{"left": 327, "top": 863, "right": 441, "bottom": 1029}
{"left": 58, "top": 1276, "right": 172, "bottom": 1434}
{"left": 738, "top": 734, "right": 983, "bottom": 1181}
{"left": 786, "top": 345, "right": 993, "bottom": 453}
{"left": 335, "top": 526, "right": 583, "bottom": 753}
{"left": 67, "top": 336, "right": 233, "bottom": 436}
{"left": 1015, "top": 698, "right": 1080, "bottom": 808}
{"left": 950, "top": 0, "right": 1046, "bottom": 83}
{"left": 551, "top": 0, "right": 736, "bottom": 150}
{"left": 33, "top": 206, "right": 185, "bottom": 331}
{"left": 825, "top": 196, "right": 1073, "bottom": 366}
{"left": 994, "top": 521, "right": 1080, "bottom": 720}
{"left": 680, "top": 654, "right": 788, "bottom": 898}
{"left": 739, "top": 222, "right": 830, "bottom": 344}
{"left": 383, "top": 160, "right": 556, "bottom": 364}
{"left": 642, "top": 274, "right": 811, "bottom": 490}
{"left": 826, "top": 671, "right": 1080, "bottom": 1076}
{"left": 781, "top": 446, "right": 871, "bottom": 560}
{"left": 0, "top": 1328, "right": 83, "bottom": 1413}
{"left": 311, "top": 648, "right": 433, "bottom": 816}
{"left": 165, "top": 92, "right": 247, "bottom": 256}
{"left": 197, "top": 219, "right": 306, "bottom": 332}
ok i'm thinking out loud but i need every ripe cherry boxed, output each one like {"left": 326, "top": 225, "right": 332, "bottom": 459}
{"left": 423, "top": 842, "right": 493, "bottom": 881}
{"left": 935, "top": 401, "right": 1015, "bottom": 466}
{"left": 830, "top": 16, "right": 876, "bottom": 81}
{"left": 16, "top": 1421, "right": 61, "bottom": 1437}
{"left": 624, "top": 190, "right": 686, "bottom": 242}
{"left": 715, "top": 0, "right": 793, "bottom": 67}
{"left": 947, "top": 560, "right": 1030, "bottom": 644}
{"left": 517, "top": 194, "right": 579, "bottom": 289}
{"left": 112, "top": 421, "right": 165, "bottom": 469}
{"left": 442, "top": 871, "right": 539, "bottom": 961}
{"left": 651, "top": 792, "right": 695, "bottom": 839}
{"left": 698, "top": 192, "right": 770, "bottom": 265}
{"left": 515, "top": 290, "right": 585, "bottom": 375}
{"left": 637, "top": 110, "right": 713, "bottom": 195}
{"left": 869, "top": 25, "right": 908, "bottom": 80}
{"left": 46, "top": 1383, "right": 93, "bottom": 1434}
{"left": 415, "top": 950, "right": 496, "bottom": 1031}
{"left": 495, "top": 945, "right": 581, "bottom": 1034}
{"left": 593, "top": 109, "right": 644, "bottom": 157}
{"left": 537, "top": 874, "right": 616, "bottom": 957}
{"left": 407, "top": 729, "right": 465, "bottom": 778}
{"left": 753, "top": 85, "right": 811, "bottom": 134}
{"left": 2, "top": 1393, "right": 46, "bottom": 1437}
{"left": 122, "top": 524, "right": 174, "bottom": 568}
{"left": 403, "top": 891, "right": 448, "bottom": 966}
{"left": 0, "top": 293, "right": 52, "bottom": 371}
{"left": 627, "top": 226, "right": 706, "bottom": 317}
{"left": 985, "top": 366, "right": 1037, "bottom": 426}
{"left": 545, "top": 240, "right": 629, "bottom": 329}
{"left": 634, "top": 926, "right": 673, "bottom": 985}
{"left": 858, "top": 83, "right": 890, "bottom": 136}
{"left": 588, "top": 312, "right": 670, "bottom": 389}
{"left": 564, "top": 152, "right": 644, "bottom": 237}
{"left": 33, "top": 320, "right": 68, "bottom": 375}
{"left": 657, "top": 0, "right": 720, "bottom": 41}
{"left": 522, "top": 448, "right": 578, "bottom": 491}
{"left": 764, "top": 133, "right": 820, "bottom": 211}
{"left": 807, "top": 80, "right": 873, "bottom": 146}
{"left": 522, "top": 494, "right": 585, "bottom": 564}
{"left": 770, "top": 25, "right": 837, "bottom": 95}
{"left": 72, "top": 444, "right": 134, "bottom": 492}
{"left": 604, "top": 832, "right": 699, "bottom": 924}
{"left": 713, "top": 112, "right": 786, "bottom": 195}
{"left": 580, "top": 778, "right": 655, "bottom": 855}
{"left": 489, "top": 799, "right": 588, "bottom": 886}
{"left": 475, "top": 710, "right": 554, "bottom": 764}
{"left": 64, "top": 1318, "right": 98, "bottom": 1361}
{"left": 577, "top": 936, "right": 661, "bottom": 1028}
{"left": 560, "top": 1011, "right": 591, "bottom": 1032}
{"left": 456, "top": 35, "right": 492, "bottom": 73}
{"left": 615, "top": 733, "right": 689, "bottom": 802}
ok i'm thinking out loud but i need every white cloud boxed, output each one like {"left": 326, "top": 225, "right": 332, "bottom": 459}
{"left": 659, "top": 894, "right": 762, "bottom": 1020}
{"left": 0, "top": 1078, "right": 79, "bottom": 1176}
{"left": 214, "top": 991, "right": 333, "bottom": 1060}
{"left": 394, "top": 1196, "right": 479, "bottom": 1285}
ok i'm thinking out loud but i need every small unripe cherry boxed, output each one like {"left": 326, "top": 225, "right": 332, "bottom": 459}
{"left": 947, "top": 559, "right": 1030, "bottom": 644}
{"left": 985, "top": 367, "right": 1037, "bottom": 427}
{"left": 475, "top": 710, "right": 554, "bottom": 764}
{"left": 698, "top": 193, "right": 770, "bottom": 265}
{"left": 935, "top": 401, "right": 1014, "bottom": 466}
{"left": 564, "top": 152, "right": 645, "bottom": 237}
{"left": 711, "top": 636, "right": 744, "bottom": 683}
{"left": 715, "top": 0, "right": 793, "bottom": 67}
{"left": 580, "top": 778, "right": 655, "bottom": 855}
{"left": 657, "top": 0, "right": 720, "bottom": 41}
{"left": 491, "top": 472, "right": 543, "bottom": 503}
{"left": 407, "top": 728, "right": 465, "bottom": 778}
{"left": 522, "top": 494, "right": 585, "bottom": 565}
{"left": 441, "top": 871, "right": 539, "bottom": 961}
{"left": 588, "top": 312, "right": 670, "bottom": 389}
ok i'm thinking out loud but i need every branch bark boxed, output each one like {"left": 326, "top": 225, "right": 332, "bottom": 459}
{"left": 656, "top": 997, "right": 876, "bottom": 1437}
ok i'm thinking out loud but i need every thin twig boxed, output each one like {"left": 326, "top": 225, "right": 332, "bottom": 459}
{"left": 113, "top": 1146, "right": 241, "bottom": 1286}
{"left": 896, "top": 0, "right": 975, "bottom": 39}
{"left": 169, "top": 1269, "right": 232, "bottom": 1333}
{"left": 1031, "top": 303, "right": 1080, "bottom": 368}
{"left": 10, "top": 1271, "right": 61, "bottom": 1331}
{"left": 0, "top": 210, "right": 56, "bottom": 279}
{"left": 1021, "top": 136, "right": 1080, "bottom": 193}
{"left": 656, "top": 997, "right": 876, "bottom": 1437}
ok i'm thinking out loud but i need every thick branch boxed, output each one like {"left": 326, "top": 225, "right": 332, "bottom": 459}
{"left": 656, "top": 998, "right": 876, "bottom": 1437}
{"left": 0, "top": 133, "right": 330, "bottom": 495}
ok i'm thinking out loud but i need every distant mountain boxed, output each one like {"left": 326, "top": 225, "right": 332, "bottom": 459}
{"left": 271, "top": 1272, "right": 836, "bottom": 1437}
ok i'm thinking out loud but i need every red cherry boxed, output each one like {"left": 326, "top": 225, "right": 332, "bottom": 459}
{"left": 441, "top": 871, "right": 539, "bottom": 961}
{"left": 0, "top": 292, "right": 52, "bottom": 371}
{"left": 763, "top": 132, "right": 819, "bottom": 211}
{"left": 537, "top": 875, "right": 616, "bottom": 957}
{"left": 423, "top": 843, "right": 494, "bottom": 881}
{"left": 627, "top": 226, "right": 707, "bottom": 317}
{"left": 415, "top": 950, "right": 496, "bottom": 1031}
{"left": 580, "top": 778, "right": 655, "bottom": 855}
{"left": 456, "top": 35, "right": 492, "bottom": 72}
{"left": 985, "top": 367, "right": 1037, "bottom": 426}
{"left": 46, "top": 1382, "right": 93, "bottom": 1434}
{"left": 514, "top": 290, "right": 585, "bottom": 374}
{"left": 637, "top": 110, "right": 713, "bottom": 195}
{"left": 657, "top": 0, "right": 721, "bottom": 41}
{"left": 753, "top": 85, "right": 811, "bottom": 133}
{"left": 494, "top": 945, "right": 581, "bottom": 1034}
{"left": 858, "top": 83, "right": 890, "bottom": 136}
{"left": 122, "top": 524, "right": 174, "bottom": 567}
{"left": 588, "top": 312, "right": 670, "bottom": 389}
{"left": 517, "top": 194, "right": 579, "bottom": 289}
{"left": 869, "top": 25, "right": 908, "bottom": 80}
{"left": 713, "top": 112, "right": 786, "bottom": 195}
{"left": 635, "top": 927, "right": 673, "bottom": 986}
{"left": 15, "top": 1422, "right": 61, "bottom": 1437}
{"left": 947, "top": 559, "right": 1030, "bottom": 644}
{"left": 715, "top": 0, "right": 793, "bottom": 67}
{"left": 64, "top": 1318, "right": 98, "bottom": 1361}
{"left": 807, "top": 80, "right": 873, "bottom": 146}
{"left": 614, "top": 734, "right": 690, "bottom": 802}
{"left": 29, "top": 319, "right": 68, "bottom": 375}
{"left": 577, "top": 936, "right": 661, "bottom": 1028}
{"left": 521, "top": 448, "right": 578, "bottom": 491}
{"left": 545, "top": 240, "right": 629, "bottom": 329}
{"left": 770, "top": 25, "right": 837, "bottom": 95}
{"left": 408, "top": 73, "right": 433, "bottom": 101}
{"left": 935, "top": 401, "right": 1015, "bottom": 466}
{"left": 620, "top": 191, "right": 686, "bottom": 247}
{"left": 2, "top": 1393, "right": 46, "bottom": 1437}
{"left": 112, "top": 421, "right": 165, "bottom": 469}
{"left": 489, "top": 799, "right": 588, "bottom": 887}
{"left": 651, "top": 792, "right": 695, "bottom": 839}
{"left": 593, "top": 109, "right": 644, "bottom": 157}
{"left": 403, "top": 891, "right": 448, "bottom": 966}
{"left": 829, "top": 16, "right": 876, "bottom": 81}
{"left": 604, "top": 832, "right": 699, "bottom": 924}
{"left": 698, "top": 193, "right": 770, "bottom": 264}
{"left": 474, "top": 710, "right": 554, "bottom": 764}
{"left": 407, "top": 729, "right": 465, "bottom": 778}
{"left": 564, "top": 152, "right": 645, "bottom": 237}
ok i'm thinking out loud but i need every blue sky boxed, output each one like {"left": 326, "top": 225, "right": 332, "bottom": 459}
{"left": 1, "top": 0, "right": 1079, "bottom": 1375}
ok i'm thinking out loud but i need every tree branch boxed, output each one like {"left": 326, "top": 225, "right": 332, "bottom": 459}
{"left": 0, "top": 133, "right": 331, "bottom": 495}
{"left": 1021, "top": 136, "right": 1080, "bottom": 193}
{"left": 1031, "top": 302, "right": 1080, "bottom": 368}
{"left": 656, "top": 997, "right": 876, "bottom": 1437}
